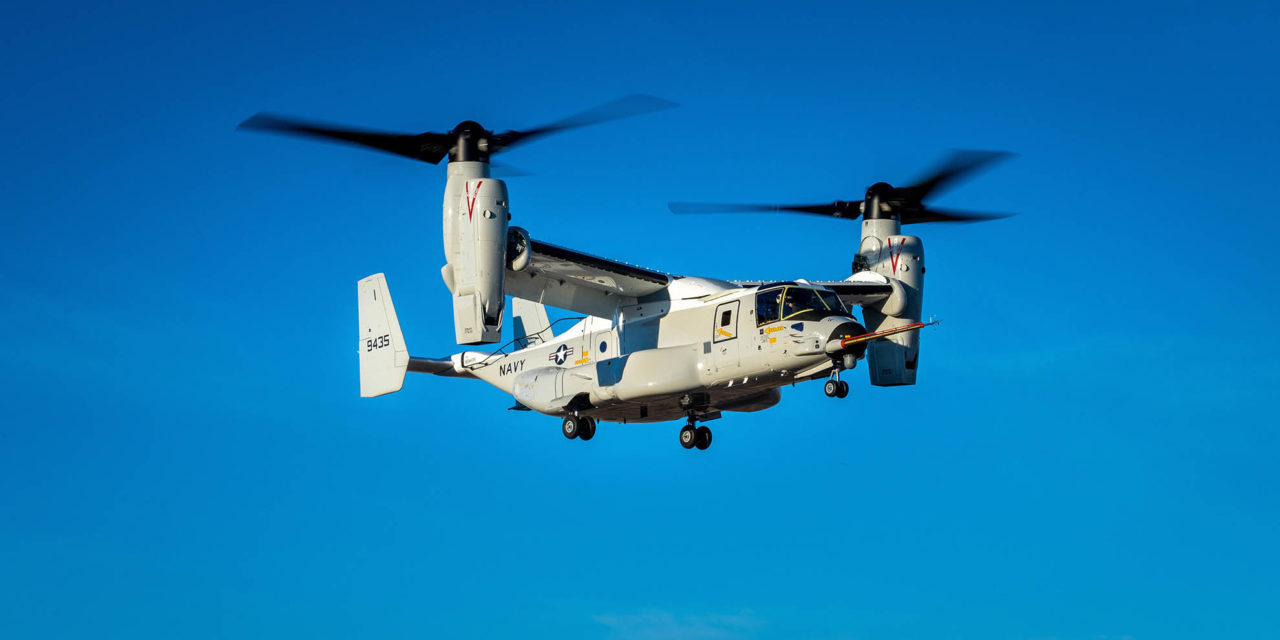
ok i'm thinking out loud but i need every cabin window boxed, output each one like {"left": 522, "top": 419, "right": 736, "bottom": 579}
{"left": 720, "top": 310, "right": 732, "bottom": 327}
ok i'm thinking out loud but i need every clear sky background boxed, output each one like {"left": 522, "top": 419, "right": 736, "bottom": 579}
{"left": 3, "top": 1, "right": 1278, "bottom": 638}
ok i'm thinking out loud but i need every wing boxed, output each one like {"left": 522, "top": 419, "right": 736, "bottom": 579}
{"left": 818, "top": 280, "right": 895, "bottom": 307}
{"left": 505, "top": 239, "right": 673, "bottom": 317}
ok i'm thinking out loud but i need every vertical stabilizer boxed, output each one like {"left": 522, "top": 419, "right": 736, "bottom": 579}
{"left": 511, "top": 297, "right": 552, "bottom": 348}
{"left": 358, "top": 273, "right": 410, "bottom": 397}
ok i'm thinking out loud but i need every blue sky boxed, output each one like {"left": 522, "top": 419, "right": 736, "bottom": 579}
{"left": 2, "top": 1, "right": 1278, "bottom": 638}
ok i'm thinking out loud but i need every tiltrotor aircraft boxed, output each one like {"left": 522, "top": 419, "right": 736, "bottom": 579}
{"left": 239, "top": 97, "right": 1010, "bottom": 450}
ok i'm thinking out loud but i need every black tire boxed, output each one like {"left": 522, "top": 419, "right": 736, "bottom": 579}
{"left": 824, "top": 379, "right": 839, "bottom": 397}
{"left": 579, "top": 417, "right": 596, "bottom": 441}
{"left": 562, "top": 416, "right": 580, "bottom": 439}
{"left": 679, "top": 425, "right": 696, "bottom": 449}
{"left": 695, "top": 426, "right": 712, "bottom": 450}
{"left": 836, "top": 381, "right": 850, "bottom": 398}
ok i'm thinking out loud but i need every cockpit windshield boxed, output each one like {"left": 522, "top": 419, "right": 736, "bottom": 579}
{"left": 755, "top": 286, "right": 847, "bottom": 325}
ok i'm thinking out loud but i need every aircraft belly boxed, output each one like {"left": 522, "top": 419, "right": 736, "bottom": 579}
{"left": 584, "top": 384, "right": 784, "bottom": 424}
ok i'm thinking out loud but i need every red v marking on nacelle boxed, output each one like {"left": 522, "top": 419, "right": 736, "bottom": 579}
{"left": 465, "top": 180, "right": 484, "bottom": 221}
{"left": 888, "top": 237, "right": 904, "bottom": 274}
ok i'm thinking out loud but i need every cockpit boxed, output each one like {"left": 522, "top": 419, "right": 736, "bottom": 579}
{"left": 755, "top": 284, "right": 848, "bottom": 325}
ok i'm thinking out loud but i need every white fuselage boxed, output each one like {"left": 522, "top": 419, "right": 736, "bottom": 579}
{"left": 454, "top": 278, "right": 863, "bottom": 423}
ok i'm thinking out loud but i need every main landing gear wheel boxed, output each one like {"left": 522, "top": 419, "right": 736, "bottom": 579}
{"left": 562, "top": 416, "right": 580, "bottom": 440}
{"left": 836, "top": 381, "right": 849, "bottom": 398}
{"left": 579, "top": 417, "right": 597, "bottom": 441}
{"left": 694, "top": 426, "right": 712, "bottom": 450}
{"left": 679, "top": 425, "right": 696, "bottom": 449}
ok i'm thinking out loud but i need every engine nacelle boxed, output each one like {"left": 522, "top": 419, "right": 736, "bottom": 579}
{"left": 859, "top": 232, "right": 924, "bottom": 386}
{"left": 507, "top": 226, "right": 532, "bottom": 272}
{"left": 443, "top": 176, "right": 508, "bottom": 344}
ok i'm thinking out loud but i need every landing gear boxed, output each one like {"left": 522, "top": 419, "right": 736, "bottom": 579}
{"left": 695, "top": 426, "right": 712, "bottom": 450}
{"left": 824, "top": 379, "right": 850, "bottom": 398}
{"left": 824, "top": 372, "right": 850, "bottom": 398}
{"left": 824, "top": 379, "right": 840, "bottom": 397}
{"left": 679, "top": 424, "right": 696, "bottom": 449}
{"left": 563, "top": 415, "right": 596, "bottom": 441}
{"left": 679, "top": 417, "right": 713, "bottom": 451}
{"left": 562, "top": 416, "right": 580, "bottom": 439}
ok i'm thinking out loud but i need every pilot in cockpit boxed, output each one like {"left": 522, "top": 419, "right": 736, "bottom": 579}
{"left": 756, "top": 289, "right": 782, "bottom": 324}
{"left": 782, "top": 292, "right": 798, "bottom": 319}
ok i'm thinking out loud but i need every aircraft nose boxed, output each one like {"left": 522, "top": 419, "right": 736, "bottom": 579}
{"left": 825, "top": 320, "right": 869, "bottom": 359}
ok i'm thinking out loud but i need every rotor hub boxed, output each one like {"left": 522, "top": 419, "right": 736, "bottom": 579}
{"left": 451, "top": 120, "right": 486, "bottom": 136}
{"left": 865, "top": 182, "right": 895, "bottom": 200}
{"left": 450, "top": 121, "right": 492, "bottom": 163}
{"left": 864, "top": 182, "right": 898, "bottom": 220}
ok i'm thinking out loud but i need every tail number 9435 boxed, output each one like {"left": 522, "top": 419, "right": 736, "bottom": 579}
{"left": 365, "top": 334, "right": 391, "bottom": 352}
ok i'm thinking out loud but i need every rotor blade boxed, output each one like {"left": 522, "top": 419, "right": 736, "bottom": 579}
{"left": 489, "top": 161, "right": 533, "bottom": 178}
{"left": 669, "top": 201, "right": 861, "bottom": 218}
{"left": 898, "top": 150, "right": 1013, "bottom": 202}
{"left": 237, "top": 113, "right": 452, "bottom": 164}
{"left": 900, "top": 207, "right": 1015, "bottom": 224}
{"left": 492, "top": 95, "right": 678, "bottom": 150}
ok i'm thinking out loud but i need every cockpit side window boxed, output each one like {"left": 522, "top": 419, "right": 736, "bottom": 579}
{"left": 753, "top": 286, "right": 850, "bottom": 322}
{"left": 756, "top": 287, "right": 782, "bottom": 325}
{"left": 781, "top": 287, "right": 823, "bottom": 321}
{"left": 759, "top": 286, "right": 848, "bottom": 324}
{"left": 818, "top": 289, "right": 847, "bottom": 314}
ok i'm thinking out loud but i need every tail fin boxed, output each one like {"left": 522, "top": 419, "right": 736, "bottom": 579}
{"left": 358, "top": 273, "right": 410, "bottom": 397}
{"left": 510, "top": 297, "right": 552, "bottom": 348}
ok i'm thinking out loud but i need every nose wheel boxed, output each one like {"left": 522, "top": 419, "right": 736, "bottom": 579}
{"left": 823, "top": 376, "right": 850, "bottom": 399}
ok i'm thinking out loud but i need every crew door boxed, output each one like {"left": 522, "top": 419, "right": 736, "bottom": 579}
{"left": 712, "top": 300, "right": 740, "bottom": 371}
{"left": 592, "top": 329, "right": 615, "bottom": 362}
{"left": 593, "top": 328, "right": 620, "bottom": 386}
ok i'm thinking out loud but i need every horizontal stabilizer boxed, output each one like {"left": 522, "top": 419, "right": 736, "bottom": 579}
{"left": 408, "top": 356, "right": 474, "bottom": 378}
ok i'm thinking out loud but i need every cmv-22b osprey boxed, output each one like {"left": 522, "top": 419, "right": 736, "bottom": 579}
{"left": 240, "top": 97, "right": 1011, "bottom": 450}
